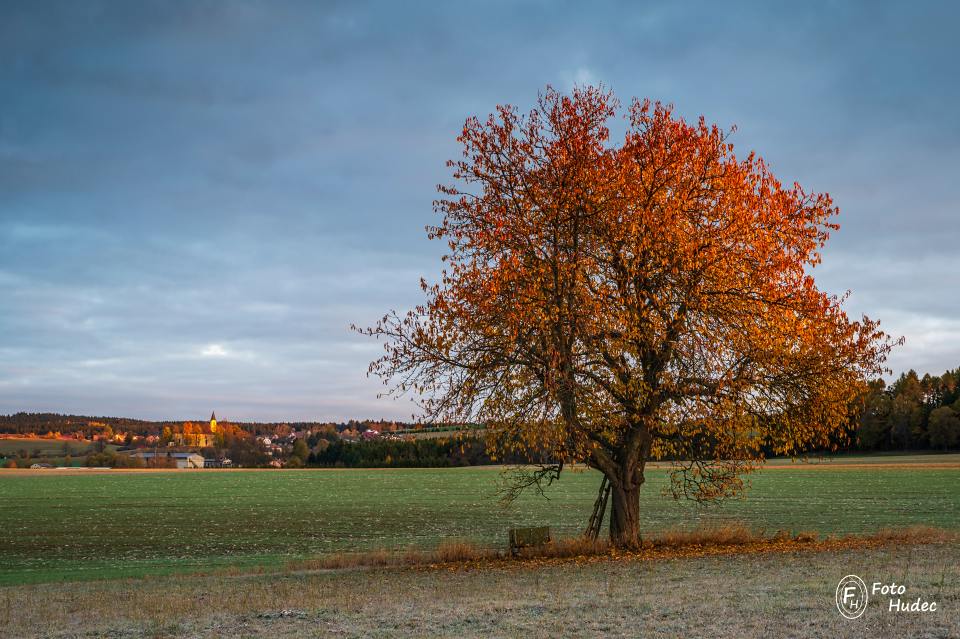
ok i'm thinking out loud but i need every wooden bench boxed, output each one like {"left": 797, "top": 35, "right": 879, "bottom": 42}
{"left": 508, "top": 526, "right": 552, "bottom": 555}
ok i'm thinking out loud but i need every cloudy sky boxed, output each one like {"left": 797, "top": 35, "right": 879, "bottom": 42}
{"left": 1, "top": 1, "right": 957, "bottom": 421}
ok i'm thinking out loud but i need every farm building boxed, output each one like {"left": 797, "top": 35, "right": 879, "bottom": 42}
{"left": 128, "top": 451, "right": 205, "bottom": 469}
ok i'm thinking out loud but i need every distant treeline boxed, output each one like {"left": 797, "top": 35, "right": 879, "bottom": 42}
{"left": 305, "top": 437, "right": 538, "bottom": 468}
{"left": 304, "top": 367, "right": 960, "bottom": 467}
{"left": 856, "top": 368, "right": 960, "bottom": 451}
{"left": 308, "top": 438, "right": 489, "bottom": 467}
{"left": 0, "top": 413, "right": 159, "bottom": 435}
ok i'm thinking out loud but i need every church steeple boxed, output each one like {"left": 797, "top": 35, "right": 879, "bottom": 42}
{"left": 210, "top": 411, "right": 217, "bottom": 433}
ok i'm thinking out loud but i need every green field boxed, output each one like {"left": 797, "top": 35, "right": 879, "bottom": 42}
{"left": 0, "top": 438, "right": 99, "bottom": 458}
{"left": 1, "top": 454, "right": 958, "bottom": 586}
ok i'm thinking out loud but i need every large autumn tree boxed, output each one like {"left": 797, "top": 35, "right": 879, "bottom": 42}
{"left": 361, "top": 86, "right": 896, "bottom": 546}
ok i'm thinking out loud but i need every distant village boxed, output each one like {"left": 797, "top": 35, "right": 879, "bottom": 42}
{"left": 0, "top": 411, "right": 477, "bottom": 470}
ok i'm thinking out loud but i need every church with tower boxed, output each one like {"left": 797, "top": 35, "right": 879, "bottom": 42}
{"left": 171, "top": 411, "right": 220, "bottom": 448}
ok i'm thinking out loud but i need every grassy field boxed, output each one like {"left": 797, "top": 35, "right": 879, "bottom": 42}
{"left": 0, "top": 437, "right": 98, "bottom": 458}
{"left": 2, "top": 538, "right": 957, "bottom": 638}
{"left": 1, "top": 454, "right": 958, "bottom": 586}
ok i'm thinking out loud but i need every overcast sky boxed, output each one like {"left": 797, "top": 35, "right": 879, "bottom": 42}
{"left": 1, "top": 1, "right": 957, "bottom": 421}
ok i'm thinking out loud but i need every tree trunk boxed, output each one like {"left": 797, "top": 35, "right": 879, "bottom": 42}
{"left": 608, "top": 480, "right": 641, "bottom": 547}
{"left": 590, "top": 433, "right": 649, "bottom": 548}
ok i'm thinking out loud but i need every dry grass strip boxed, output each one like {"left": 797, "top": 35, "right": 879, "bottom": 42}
{"left": 265, "top": 524, "right": 955, "bottom": 577}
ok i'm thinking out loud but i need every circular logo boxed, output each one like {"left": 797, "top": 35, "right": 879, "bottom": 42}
{"left": 836, "top": 575, "right": 868, "bottom": 619}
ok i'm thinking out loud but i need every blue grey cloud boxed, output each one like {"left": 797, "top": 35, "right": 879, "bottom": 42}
{"left": 1, "top": 1, "right": 958, "bottom": 420}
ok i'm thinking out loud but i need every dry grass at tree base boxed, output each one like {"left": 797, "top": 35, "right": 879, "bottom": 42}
{"left": 2, "top": 528, "right": 956, "bottom": 638}
{"left": 288, "top": 524, "right": 953, "bottom": 573}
